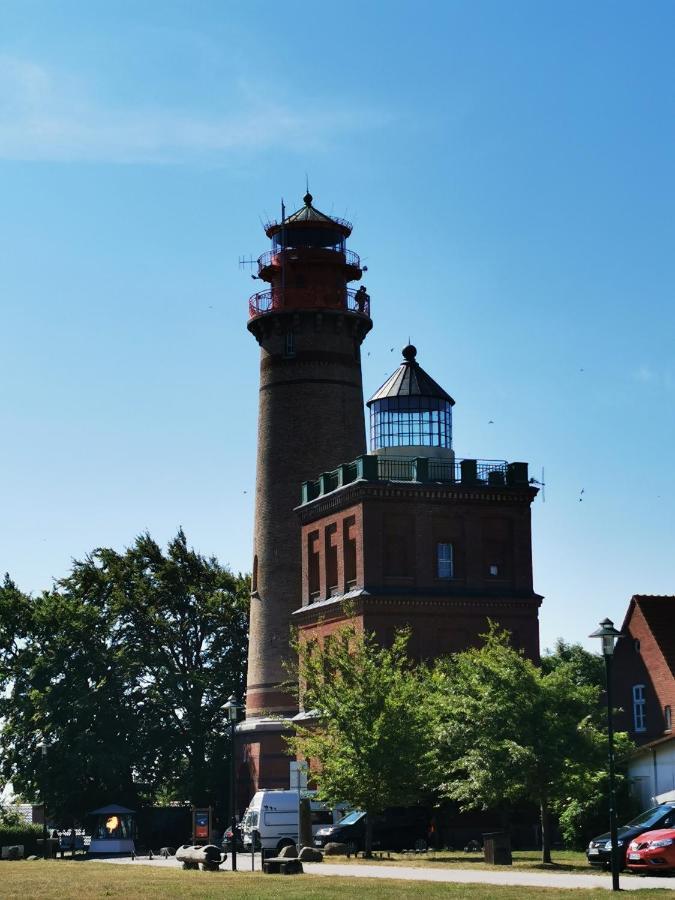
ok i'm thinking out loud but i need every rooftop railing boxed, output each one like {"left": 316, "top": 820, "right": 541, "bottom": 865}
{"left": 264, "top": 214, "right": 352, "bottom": 232}
{"left": 249, "top": 287, "right": 370, "bottom": 319}
{"left": 301, "top": 455, "right": 529, "bottom": 503}
{"left": 257, "top": 248, "right": 361, "bottom": 274}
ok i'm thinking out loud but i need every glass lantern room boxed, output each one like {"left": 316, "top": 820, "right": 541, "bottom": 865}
{"left": 269, "top": 192, "right": 349, "bottom": 253}
{"left": 367, "top": 345, "right": 455, "bottom": 456}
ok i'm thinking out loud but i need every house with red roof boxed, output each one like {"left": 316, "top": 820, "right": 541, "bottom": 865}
{"left": 613, "top": 595, "right": 675, "bottom": 807}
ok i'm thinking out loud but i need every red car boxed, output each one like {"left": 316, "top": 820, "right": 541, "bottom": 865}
{"left": 626, "top": 828, "right": 675, "bottom": 874}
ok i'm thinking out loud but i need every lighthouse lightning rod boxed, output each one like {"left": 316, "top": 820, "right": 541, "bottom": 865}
{"left": 281, "top": 198, "right": 286, "bottom": 305}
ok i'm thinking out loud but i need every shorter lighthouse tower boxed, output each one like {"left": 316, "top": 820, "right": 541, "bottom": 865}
{"left": 293, "top": 344, "right": 541, "bottom": 676}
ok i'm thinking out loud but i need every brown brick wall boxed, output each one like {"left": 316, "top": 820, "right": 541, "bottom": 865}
{"left": 613, "top": 602, "right": 675, "bottom": 743}
{"left": 295, "top": 483, "right": 541, "bottom": 663}
{"left": 246, "top": 310, "right": 370, "bottom": 718}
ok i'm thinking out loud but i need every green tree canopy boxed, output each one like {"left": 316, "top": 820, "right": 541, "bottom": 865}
{"left": 0, "top": 531, "right": 249, "bottom": 824}
{"left": 541, "top": 639, "right": 606, "bottom": 690}
{"left": 430, "top": 625, "right": 632, "bottom": 862}
{"left": 287, "top": 625, "right": 432, "bottom": 856}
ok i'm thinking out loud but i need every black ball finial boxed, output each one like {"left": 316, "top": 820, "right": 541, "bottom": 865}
{"left": 402, "top": 344, "right": 417, "bottom": 361}
{"left": 303, "top": 191, "right": 313, "bottom": 206}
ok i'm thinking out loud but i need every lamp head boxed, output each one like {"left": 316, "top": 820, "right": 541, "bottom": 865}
{"left": 223, "top": 693, "right": 241, "bottom": 723}
{"left": 589, "top": 617, "right": 622, "bottom": 657}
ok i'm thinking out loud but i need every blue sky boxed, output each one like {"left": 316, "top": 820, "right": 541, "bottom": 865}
{"left": 1, "top": 1, "right": 674, "bottom": 652}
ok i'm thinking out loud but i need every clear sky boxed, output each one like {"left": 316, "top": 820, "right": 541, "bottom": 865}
{"left": 2, "top": 1, "right": 674, "bottom": 653}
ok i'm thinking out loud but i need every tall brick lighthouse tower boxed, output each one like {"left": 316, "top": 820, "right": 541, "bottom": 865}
{"left": 239, "top": 193, "right": 372, "bottom": 793}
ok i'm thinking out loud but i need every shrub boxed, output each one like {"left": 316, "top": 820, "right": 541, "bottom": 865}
{"left": 0, "top": 824, "right": 43, "bottom": 856}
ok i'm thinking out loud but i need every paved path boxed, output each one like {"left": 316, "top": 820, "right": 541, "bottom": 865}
{"left": 307, "top": 861, "right": 675, "bottom": 891}
{"left": 97, "top": 853, "right": 675, "bottom": 891}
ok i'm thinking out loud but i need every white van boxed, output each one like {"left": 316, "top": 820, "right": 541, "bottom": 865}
{"left": 240, "top": 789, "right": 347, "bottom": 852}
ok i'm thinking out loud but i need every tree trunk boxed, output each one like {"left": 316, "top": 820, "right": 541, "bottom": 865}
{"left": 364, "top": 813, "right": 373, "bottom": 859}
{"left": 540, "top": 798, "right": 552, "bottom": 864}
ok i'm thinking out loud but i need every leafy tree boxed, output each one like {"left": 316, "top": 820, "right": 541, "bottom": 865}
{"left": 0, "top": 802, "right": 28, "bottom": 828}
{"left": 0, "top": 582, "right": 142, "bottom": 823}
{"left": 0, "top": 531, "right": 249, "bottom": 824}
{"left": 287, "top": 625, "right": 432, "bottom": 856}
{"left": 541, "top": 639, "right": 605, "bottom": 690}
{"left": 431, "top": 625, "right": 631, "bottom": 863}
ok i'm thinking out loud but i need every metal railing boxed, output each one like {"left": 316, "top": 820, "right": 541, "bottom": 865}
{"left": 377, "top": 457, "right": 416, "bottom": 481}
{"left": 257, "top": 248, "right": 361, "bottom": 273}
{"left": 264, "top": 214, "right": 352, "bottom": 232}
{"left": 249, "top": 287, "right": 370, "bottom": 319}
{"left": 301, "top": 455, "right": 522, "bottom": 503}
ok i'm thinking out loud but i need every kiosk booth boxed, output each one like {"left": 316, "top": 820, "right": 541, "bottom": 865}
{"left": 88, "top": 804, "right": 136, "bottom": 856}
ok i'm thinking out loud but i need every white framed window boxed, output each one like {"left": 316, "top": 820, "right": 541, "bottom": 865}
{"left": 633, "top": 684, "right": 647, "bottom": 732}
{"left": 437, "top": 542, "right": 453, "bottom": 579}
{"left": 665, "top": 705, "right": 672, "bottom": 732}
{"left": 489, "top": 564, "right": 499, "bottom": 576}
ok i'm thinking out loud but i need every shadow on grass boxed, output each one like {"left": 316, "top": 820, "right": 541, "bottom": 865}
{"left": 344, "top": 851, "right": 600, "bottom": 875}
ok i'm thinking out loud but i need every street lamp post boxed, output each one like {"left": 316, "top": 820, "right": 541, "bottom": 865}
{"left": 223, "top": 694, "right": 242, "bottom": 872}
{"left": 36, "top": 741, "right": 48, "bottom": 860}
{"left": 589, "top": 617, "right": 623, "bottom": 893}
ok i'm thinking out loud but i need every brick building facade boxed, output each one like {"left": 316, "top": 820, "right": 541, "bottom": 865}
{"left": 612, "top": 595, "right": 675, "bottom": 806}
{"left": 293, "top": 450, "right": 541, "bottom": 661}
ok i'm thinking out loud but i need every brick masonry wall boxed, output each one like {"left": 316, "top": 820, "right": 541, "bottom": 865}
{"left": 613, "top": 601, "right": 675, "bottom": 744}
{"left": 246, "top": 309, "right": 370, "bottom": 718}
{"left": 295, "top": 482, "right": 541, "bottom": 663}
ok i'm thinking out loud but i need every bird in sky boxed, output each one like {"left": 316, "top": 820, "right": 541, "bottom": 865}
{"left": 488, "top": 420, "right": 494, "bottom": 425}
{"left": 579, "top": 489, "right": 585, "bottom": 502}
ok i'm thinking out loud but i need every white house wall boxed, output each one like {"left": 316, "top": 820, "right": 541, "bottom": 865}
{"left": 629, "top": 738, "right": 675, "bottom": 807}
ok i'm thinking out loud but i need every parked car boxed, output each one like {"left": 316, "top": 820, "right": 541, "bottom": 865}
{"left": 221, "top": 825, "right": 244, "bottom": 853}
{"left": 313, "top": 807, "right": 429, "bottom": 853}
{"left": 626, "top": 828, "right": 675, "bottom": 874}
{"left": 586, "top": 803, "right": 675, "bottom": 869}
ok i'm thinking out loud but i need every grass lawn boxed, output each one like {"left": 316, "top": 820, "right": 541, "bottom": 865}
{"left": 0, "top": 862, "right": 672, "bottom": 900}
{"left": 331, "top": 848, "right": 603, "bottom": 874}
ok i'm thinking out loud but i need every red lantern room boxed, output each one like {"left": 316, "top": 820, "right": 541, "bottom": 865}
{"left": 248, "top": 192, "right": 370, "bottom": 320}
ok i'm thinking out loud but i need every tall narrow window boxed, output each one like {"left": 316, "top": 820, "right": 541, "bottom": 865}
{"left": 633, "top": 684, "right": 647, "bottom": 732}
{"left": 665, "top": 705, "right": 672, "bottom": 732}
{"left": 251, "top": 555, "right": 258, "bottom": 593}
{"left": 284, "top": 331, "right": 295, "bottom": 358}
{"left": 437, "top": 542, "right": 454, "bottom": 579}
{"left": 325, "top": 524, "right": 338, "bottom": 595}
{"left": 308, "top": 531, "right": 320, "bottom": 600}
{"left": 343, "top": 517, "right": 357, "bottom": 589}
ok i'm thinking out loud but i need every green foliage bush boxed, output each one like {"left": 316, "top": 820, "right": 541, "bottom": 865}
{"left": 0, "top": 823, "right": 42, "bottom": 855}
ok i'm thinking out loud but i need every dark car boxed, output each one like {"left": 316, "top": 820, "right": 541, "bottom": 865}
{"left": 221, "top": 824, "right": 245, "bottom": 853}
{"left": 313, "top": 807, "right": 429, "bottom": 853}
{"left": 586, "top": 802, "right": 675, "bottom": 869}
